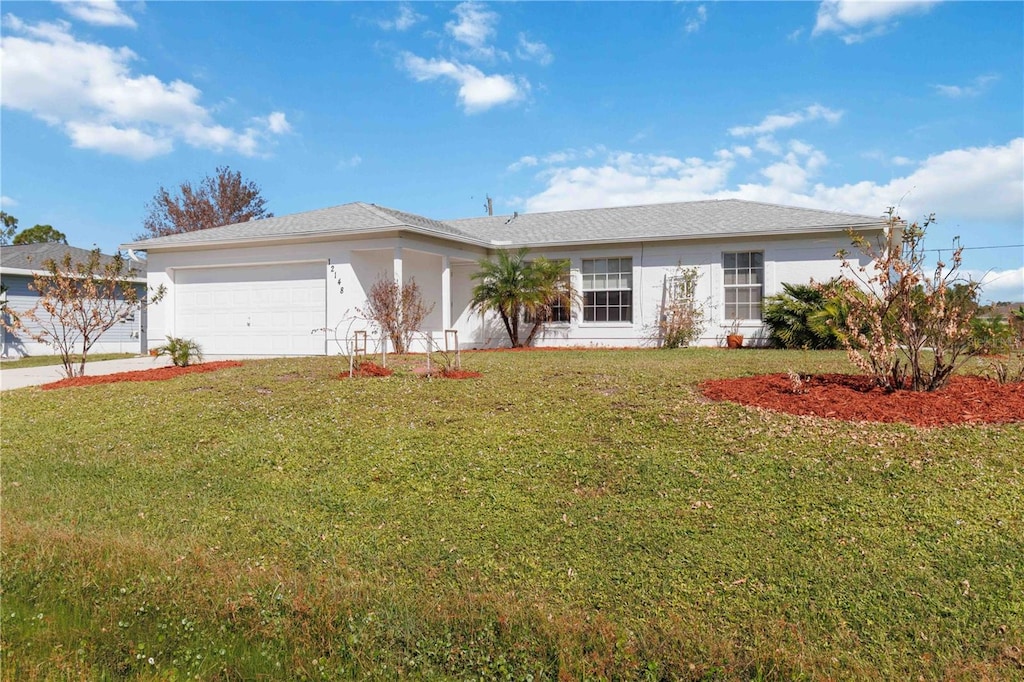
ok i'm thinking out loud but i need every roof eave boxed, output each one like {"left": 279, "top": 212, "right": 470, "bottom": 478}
{"left": 1, "top": 265, "right": 146, "bottom": 282}
{"left": 121, "top": 224, "right": 493, "bottom": 252}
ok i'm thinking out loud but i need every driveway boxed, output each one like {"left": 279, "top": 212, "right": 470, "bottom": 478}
{"left": 0, "top": 355, "right": 179, "bottom": 391}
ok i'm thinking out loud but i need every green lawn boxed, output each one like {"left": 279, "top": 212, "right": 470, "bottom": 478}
{"left": 0, "top": 352, "right": 137, "bottom": 369}
{"left": 1, "top": 349, "right": 1021, "bottom": 680}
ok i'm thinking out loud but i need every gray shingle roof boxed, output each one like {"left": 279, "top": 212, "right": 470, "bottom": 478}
{"left": 447, "top": 199, "right": 885, "bottom": 246}
{"left": 125, "top": 202, "right": 484, "bottom": 249}
{"left": 122, "top": 199, "right": 886, "bottom": 251}
{"left": 1, "top": 243, "right": 146, "bottom": 275}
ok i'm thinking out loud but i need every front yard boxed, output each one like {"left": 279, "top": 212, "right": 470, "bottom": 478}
{"left": 1, "top": 349, "right": 1021, "bottom": 679}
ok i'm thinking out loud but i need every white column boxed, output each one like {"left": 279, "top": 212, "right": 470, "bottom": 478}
{"left": 441, "top": 255, "right": 452, "bottom": 330}
{"left": 393, "top": 246, "right": 403, "bottom": 284}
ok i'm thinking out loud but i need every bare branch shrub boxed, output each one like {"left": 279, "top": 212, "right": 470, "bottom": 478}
{"left": 657, "top": 265, "right": 707, "bottom": 348}
{"left": 360, "top": 277, "right": 434, "bottom": 354}
{"left": 834, "top": 208, "right": 980, "bottom": 392}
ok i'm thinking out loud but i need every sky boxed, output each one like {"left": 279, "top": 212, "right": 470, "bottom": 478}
{"left": 1, "top": 0, "right": 1022, "bottom": 302}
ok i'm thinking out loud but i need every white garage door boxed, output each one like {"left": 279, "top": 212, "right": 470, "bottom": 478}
{"left": 175, "top": 263, "right": 326, "bottom": 356}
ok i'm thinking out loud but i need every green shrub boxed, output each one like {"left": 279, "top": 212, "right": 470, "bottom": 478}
{"left": 763, "top": 281, "right": 844, "bottom": 349}
{"left": 155, "top": 336, "right": 203, "bottom": 367}
{"left": 970, "top": 315, "right": 1015, "bottom": 354}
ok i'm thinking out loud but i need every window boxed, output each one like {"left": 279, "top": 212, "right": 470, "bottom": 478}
{"left": 582, "top": 257, "right": 632, "bottom": 322}
{"left": 524, "top": 261, "right": 572, "bottom": 324}
{"left": 723, "top": 251, "right": 763, "bottom": 320}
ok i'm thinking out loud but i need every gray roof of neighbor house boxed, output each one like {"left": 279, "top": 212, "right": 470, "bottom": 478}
{"left": 122, "top": 199, "right": 886, "bottom": 251}
{"left": 1, "top": 243, "right": 146, "bottom": 277}
{"left": 124, "top": 202, "right": 486, "bottom": 249}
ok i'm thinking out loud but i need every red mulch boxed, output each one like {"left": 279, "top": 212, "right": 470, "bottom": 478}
{"left": 699, "top": 373, "right": 1024, "bottom": 427}
{"left": 340, "top": 361, "right": 394, "bottom": 378}
{"left": 40, "top": 361, "right": 244, "bottom": 390}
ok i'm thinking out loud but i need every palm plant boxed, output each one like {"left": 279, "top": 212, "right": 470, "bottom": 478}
{"left": 763, "top": 281, "right": 844, "bottom": 350}
{"left": 470, "top": 248, "right": 576, "bottom": 347}
{"left": 155, "top": 336, "right": 203, "bottom": 367}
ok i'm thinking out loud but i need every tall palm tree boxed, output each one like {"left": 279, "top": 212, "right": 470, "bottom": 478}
{"left": 470, "top": 248, "right": 576, "bottom": 347}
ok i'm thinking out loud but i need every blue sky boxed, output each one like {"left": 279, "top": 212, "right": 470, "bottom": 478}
{"left": 2, "top": 0, "right": 1021, "bottom": 301}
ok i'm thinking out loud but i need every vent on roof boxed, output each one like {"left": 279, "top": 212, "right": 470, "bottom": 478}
{"left": 505, "top": 211, "right": 518, "bottom": 225}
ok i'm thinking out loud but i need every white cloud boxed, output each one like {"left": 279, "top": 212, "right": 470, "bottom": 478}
{"left": 933, "top": 74, "right": 999, "bottom": 99}
{"left": 337, "top": 154, "right": 363, "bottom": 170}
{"left": 891, "top": 155, "right": 913, "bottom": 166}
{"left": 264, "top": 111, "right": 291, "bottom": 134}
{"left": 0, "top": 17, "right": 290, "bottom": 159}
{"left": 65, "top": 121, "right": 173, "bottom": 159}
{"left": 813, "top": 0, "right": 940, "bottom": 43}
{"left": 967, "top": 267, "right": 1024, "bottom": 304}
{"left": 685, "top": 5, "right": 708, "bottom": 34}
{"left": 523, "top": 151, "right": 735, "bottom": 213}
{"left": 507, "top": 155, "right": 538, "bottom": 172}
{"left": 400, "top": 52, "right": 526, "bottom": 113}
{"left": 516, "top": 33, "right": 553, "bottom": 66}
{"left": 55, "top": 0, "right": 136, "bottom": 29}
{"left": 1, "top": 196, "right": 18, "bottom": 209}
{"left": 729, "top": 104, "right": 842, "bottom": 137}
{"left": 518, "top": 138, "right": 1023, "bottom": 237}
{"left": 377, "top": 3, "right": 425, "bottom": 32}
{"left": 446, "top": 2, "right": 505, "bottom": 60}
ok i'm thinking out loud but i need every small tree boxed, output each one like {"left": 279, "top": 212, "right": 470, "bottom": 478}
{"left": 2, "top": 249, "right": 163, "bottom": 377}
{"left": 658, "top": 265, "right": 707, "bottom": 348}
{"left": 360, "top": 276, "right": 434, "bottom": 354}
{"left": 834, "top": 208, "right": 980, "bottom": 392}
{"left": 470, "top": 248, "right": 576, "bottom": 347}
{"left": 139, "top": 166, "right": 272, "bottom": 239}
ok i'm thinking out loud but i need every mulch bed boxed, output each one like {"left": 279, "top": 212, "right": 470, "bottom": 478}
{"left": 341, "top": 362, "right": 482, "bottom": 379}
{"left": 699, "top": 373, "right": 1024, "bottom": 427}
{"left": 40, "top": 361, "right": 244, "bottom": 390}
{"left": 340, "top": 361, "right": 394, "bottom": 378}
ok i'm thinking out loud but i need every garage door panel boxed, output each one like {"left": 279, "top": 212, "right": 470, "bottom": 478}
{"left": 175, "top": 263, "right": 326, "bottom": 356}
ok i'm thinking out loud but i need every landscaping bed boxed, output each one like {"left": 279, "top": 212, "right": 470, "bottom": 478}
{"left": 39, "top": 361, "right": 243, "bottom": 390}
{"left": 700, "top": 373, "right": 1024, "bottom": 427}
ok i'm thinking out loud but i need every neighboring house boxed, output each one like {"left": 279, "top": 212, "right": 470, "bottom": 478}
{"left": 0, "top": 243, "right": 147, "bottom": 358}
{"left": 121, "top": 199, "right": 885, "bottom": 355}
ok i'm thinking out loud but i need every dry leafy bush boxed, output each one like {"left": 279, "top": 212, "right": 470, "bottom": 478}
{"left": 657, "top": 265, "right": 707, "bottom": 348}
{"left": 834, "top": 209, "right": 980, "bottom": 391}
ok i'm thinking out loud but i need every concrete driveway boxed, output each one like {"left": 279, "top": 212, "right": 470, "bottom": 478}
{"left": 0, "top": 355, "right": 177, "bottom": 391}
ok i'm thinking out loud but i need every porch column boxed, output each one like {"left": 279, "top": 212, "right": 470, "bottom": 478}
{"left": 441, "top": 255, "right": 452, "bottom": 330}
{"left": 393, "top": 246, "right": 403, "bottom": 284}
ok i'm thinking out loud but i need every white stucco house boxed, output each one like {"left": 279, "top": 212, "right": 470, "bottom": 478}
{"left": 121, "top": 199, "right": 884, "bottom": 355}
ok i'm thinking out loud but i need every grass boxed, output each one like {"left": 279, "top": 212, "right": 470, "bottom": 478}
{"left": 1, "top": 349, "right": 1021, "bottom": 680}
{"left": 0, "top": 352, "right": 136, "bottom": 369}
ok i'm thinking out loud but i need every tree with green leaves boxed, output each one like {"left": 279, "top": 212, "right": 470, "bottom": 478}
{"left": 470, "top": 248, "right": 576, "bottom": 347}
{"left": 12, "top": 224, "right": 67, "bottom": 245}
{"left": 139, "top": 166, "right": 272, "bottom": 239}
{"left": 0, "top": 211, "right": 18, "bottom": 245}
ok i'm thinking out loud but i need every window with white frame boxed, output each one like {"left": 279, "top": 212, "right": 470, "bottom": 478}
{"left": 523, "top": 261, "right": 572, "bottom": 324}
{"left": 582, "top": 257, "right": 632, "bottom": 322}
{"left": 723, "top": 251, "right": 764, "bottom": 320}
